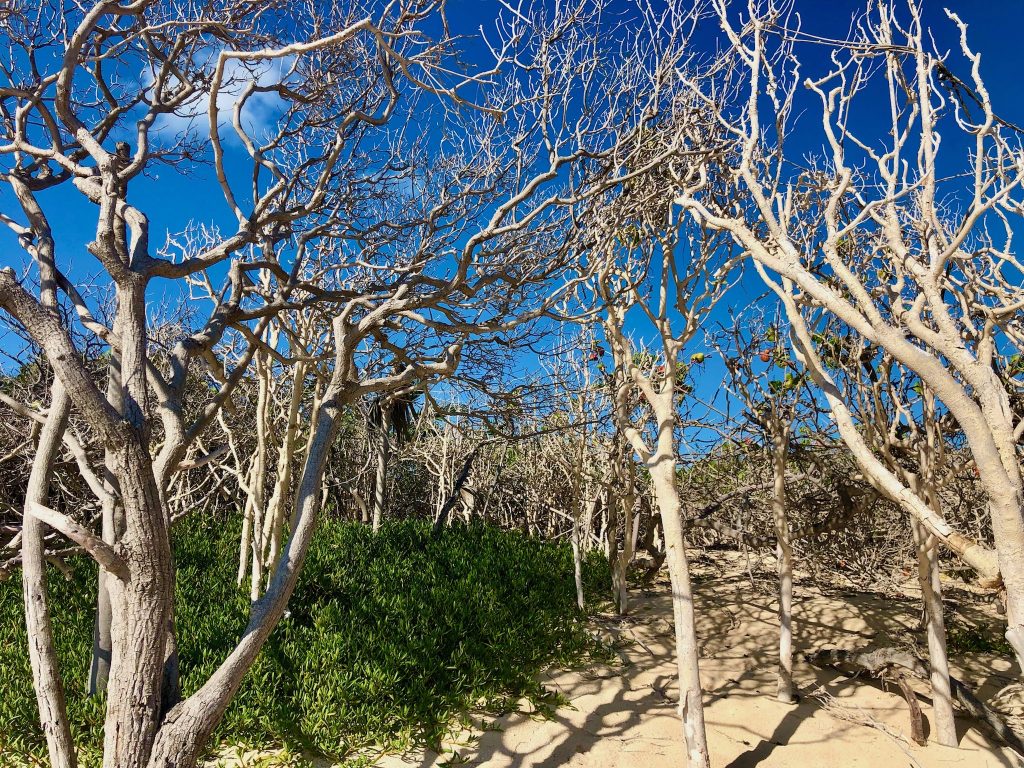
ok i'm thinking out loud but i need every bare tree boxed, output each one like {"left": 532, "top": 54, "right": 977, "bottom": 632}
{"left": 0, "top": 1, "right": 627, "bottom": 765}
{"left": 670, "top": 0, "right": 1024, "bottom": 667}
{"left": 585, "top": 192, "right": 734, "bottom": 765}
{"left": 713, "top": 311, "right": 813, "bottom": 704}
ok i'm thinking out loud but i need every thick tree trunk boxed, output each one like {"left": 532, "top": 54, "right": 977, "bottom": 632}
{"left": 650, "top": 461, "right": 710, "bottom": 768}
{"left": 771, "top": 427, "right": 795, "bottom": 704}
{"left": 974, "top": 381, "right": 1024, "bottom": 670}
{"left": 100, "top": 439, "right": 174, "bottom": 768}
{"left": 911, "top": 518, "right": 957, "bottom": 746}
{"left": 23, "top": 381, "right": 78, "bottom": 768}
{"left": 90, "top": 354, "right": 123, "bottom": 696}
{"left": 985, "top": 483, "right": 1024, "bottom": 669}
{"left": 101, "top": 278, "right": 175, "bottom": 768}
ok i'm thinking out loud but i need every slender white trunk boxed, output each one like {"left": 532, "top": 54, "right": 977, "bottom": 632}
{"left": 650, "top": 461, "right": 709, "bottom": 768}
{"left": 23, "top": 381, "right": 78, "bottom": 768}
{"left": 572, "top": 510, "right": 585, "bottom": 610}
{"left": 264, "top": 361, "right": 306, "bottom": 564}
{"left": 247, "top": 357, "right": 272, "bottom": 600}
{"left": 911, "top": 518, "right": 957, "bottom": 746}
{"left": 771, "top": 426, "right": 794, "bottom": 703}
{"left": 371, "top": 407, "right": 390, "bottom": 532}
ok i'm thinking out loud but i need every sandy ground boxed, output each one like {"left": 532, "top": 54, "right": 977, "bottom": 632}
{"left": 364, "top": 553, "right": 1022, "bottom": 768}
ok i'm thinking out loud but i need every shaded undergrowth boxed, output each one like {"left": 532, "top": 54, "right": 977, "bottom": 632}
{"left": 0, "top": 518, "right": 611, "bottom": 764}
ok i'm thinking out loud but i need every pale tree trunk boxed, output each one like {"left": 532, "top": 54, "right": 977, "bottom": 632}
{"left": 615, "top": 486, "right": 635, "bottom": 615}
{"left": 146, "top": 385, "right": 347, "bottom": 768}
{"left": 102, "top": 279, "right": 175, "bottom": 768}
{"left": 263, "top": 361, "right": 306, "bottom": 565}
{"left": 604, "top": 486, "right": 620, "bottom": 603}
{"left": 572, "top": 498, "right": 587, "bottom": 611}
{"left": 371, "top": 406, "right": 391, "bottom": 532}
{"left": 236, "top": 344, "right": 271, "bottom": 589}
{"left": 572, "top": 492, "right": 600, "bottom": 610}
{"left": 571, "top": 515, "right": 585, "bottom": 610}
{"left": 983, "top": 474, "right": 1024, "bottom": 668}
{"left": 911, "top": 517, "right": 957, "bottom": 746}
{"left": 613, "top": 440, "right": 637, "bottom": 614}
{"left": 433, "top": 426, "right": 451, "bottom": 523}
{"left": 23, "top": 381, "right": 78, "bottom": 768}
{"left": 248, "top": 357, "right": 273, "bottom": 600}
{"left": 771, "top": 424, "right": 795, "bottom": 704}
{"left": 650, "top": 459, "right": 710, "bottom": 768}
{"left": 16, "top": 177, "right": 78, "bottom": 767}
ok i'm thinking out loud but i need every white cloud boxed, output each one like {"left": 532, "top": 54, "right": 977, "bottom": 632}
{"left": 147, "top": 54, "right": 294, "bottom": 147}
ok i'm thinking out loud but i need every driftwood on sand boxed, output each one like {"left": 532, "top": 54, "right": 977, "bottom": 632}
{"left": 806, "top": 646, "right": 1024, "bottom": 759}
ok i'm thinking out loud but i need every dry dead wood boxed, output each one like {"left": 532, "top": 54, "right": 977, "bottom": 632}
{"left": 806, "top": 646, "right": 1024, "bottom": 759}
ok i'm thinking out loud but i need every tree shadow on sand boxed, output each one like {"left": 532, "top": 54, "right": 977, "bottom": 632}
{"left": 387, "top": 562, "right": 1021, "bottom": 768}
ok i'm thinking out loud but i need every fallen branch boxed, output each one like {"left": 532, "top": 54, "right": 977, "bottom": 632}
{"left": 894, "top": 674, "right": 927, "bottom": 746}
{"left": 806, "top": 645, "right": 1024, "bottom": 759}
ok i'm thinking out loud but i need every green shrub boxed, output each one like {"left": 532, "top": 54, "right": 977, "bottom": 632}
{"left": 0, "top": 518, "right": 610, "bottom": 764}
{"left": 945, "top": 615, "right": 1013, "bottom": 656}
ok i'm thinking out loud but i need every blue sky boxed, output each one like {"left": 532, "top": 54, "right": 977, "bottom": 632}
{"left": 1, "top": 0, "right": 1023, "bottom": 399}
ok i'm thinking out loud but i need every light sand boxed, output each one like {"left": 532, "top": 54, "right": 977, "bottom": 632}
{"left": 369, "top": 554, "right": 1022, "bottom": 768}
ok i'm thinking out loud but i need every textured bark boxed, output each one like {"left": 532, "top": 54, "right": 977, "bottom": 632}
{"left": 90, "top": 354, "right": 124, "bottom": 696}
{"left": 101, "top": 279, "right": 175, "bottom": 768}
{"left": 895, "top": 675, "right": 927, "bottom": 746}
{"left": 22, "top": 381, "right": 78, "bottom": 768}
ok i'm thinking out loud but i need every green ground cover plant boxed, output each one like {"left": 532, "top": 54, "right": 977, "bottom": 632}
{"left": 0, "top": 518, "right": 610, "bottom": 765}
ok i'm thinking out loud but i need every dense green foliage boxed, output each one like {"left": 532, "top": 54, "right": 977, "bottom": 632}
{"left": 0, "top": 518, "right": 610, "bottom": 764}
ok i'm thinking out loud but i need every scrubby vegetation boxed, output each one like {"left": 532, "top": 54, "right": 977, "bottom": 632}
{"left": 0, "top": 518, "right": 610, "bottom": 764}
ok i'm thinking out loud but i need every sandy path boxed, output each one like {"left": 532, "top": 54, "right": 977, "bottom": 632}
{"left": 373, "top": 557, "right": 1022, "bottom": 768}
